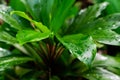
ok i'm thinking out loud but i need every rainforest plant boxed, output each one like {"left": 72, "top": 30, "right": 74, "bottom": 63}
{"left": 0, "top": 0, "right": 120, "bottom": 80}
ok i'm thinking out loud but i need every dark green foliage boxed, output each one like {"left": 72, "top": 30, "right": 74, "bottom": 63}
{"left": 0, "top": 0, "right": 120, "bottom": 80}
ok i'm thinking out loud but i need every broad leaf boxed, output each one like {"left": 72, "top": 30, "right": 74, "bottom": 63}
{"left": 50, "top": 0, "right": 75, "bottom": 33}
{"left": 20, "top": 0, "right": 54, "bottom": 26}
{"left": 16, "top": 30, "right": 51, "bottom": 45}
{"left": 90, "top": 29, "right": 120, "bottom": 46}
{"left": 67, "top": 2, "right": 108, "bottom": 34}
{"left": 103, "top": 0, "right": 120, "bottom": 14}
{"left": 71, "top": 13, "right": 120, "bottom": 46}
{"left": 57, "top": 34, "right": 96, "bottom": 66}
{"left": 11, "top": 11, "right": 50, "bottom": 32}
{"left": 9, "top": 0, "right": 26, "bottom": 11}
{"left": 38, "top": 0, "right": 54, "bottom": 27}
{"left": 77, "top": 13, "right": 120, "bottom": 34}
{"left": 0, "top": 56, "right": 33, "bottom": 71}
{"left": 83, "top": 67, "right": 120, "bottom": 80}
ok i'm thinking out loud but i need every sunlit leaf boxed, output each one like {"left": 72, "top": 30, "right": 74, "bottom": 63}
{"left": 16, "top": 30, "right": 51, "bottom": 45}
{"left": 11, "top": 11, "right": 50, "bottom": 32}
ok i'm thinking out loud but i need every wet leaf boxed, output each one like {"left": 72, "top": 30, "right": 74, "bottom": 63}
{"left": 57, "top": 34, "right": 96, "bottom": 66}
{"left": 67, "top": 2, "right": 108, "bottom": 34}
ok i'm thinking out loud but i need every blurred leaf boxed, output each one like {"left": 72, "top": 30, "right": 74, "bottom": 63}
{"left": 71, "top": 13, "right": 120, "bottom": 46}
{"left": 90, "top": 29, "right": 120, "bottom": 46}
{"left": 50, "top": 76, "right": 60, "bottom": 80}
{"left": 83, "top": 67, "right": 120, "bottom": 80}
{"left": 20, "top": 0, "right": 55, "bottom": 27}
{"left": 9, "top": 0, "right": 26, "bottom": 11}
{"left": 11, "top": 11, "right": 50, "bottom": 32}
{"left": 104, "top": 0, "right": 120, "bottom": 14}
{"left": 50, "top": 0, "right": 75, "bottom": 33}
{"left": 67, "top": 2, "right": 108, "bottom": 34}
{"left": 0, "top": 5, "right": 22, "bottom": 30}
{"left": 16, "top": 30, "right": 51, "bottom": 45}
{"left": 20, "top": 0, "right": 41, "bottom": 21}
{"left": 38, "top": 0, "right": 54, "bottom": 27}
{"left": 93, "top": 54, "right": 120, "bottom": 69}
{"left": 93, "top": 53, "right": 120, "bottom": 75}
{"left": 0, "top": 27, "right": 17, "bottom": 44}
{"left": 75, "top": 13, "right": 120, "bottom": 34}
{"left": 0, "top": 56, "right": 33, "bottom": 71}
{"left": 15, "top": 66, "right": 32, "bottom": 78}
{"left": 57, "top": 34, "right": 96, "bottom": 66}
{"left": 0, "top": 47, "right": 10, "bottom": 57}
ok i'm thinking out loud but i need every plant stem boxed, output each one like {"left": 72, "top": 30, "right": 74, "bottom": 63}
{"left": 48, "top": 67, "right": 51, "bottom": 80}
{"left": 24, "top": 44, "right": 44, "bottom": 66}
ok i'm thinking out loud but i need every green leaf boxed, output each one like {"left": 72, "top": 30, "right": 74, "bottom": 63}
{"left": 0, "top": 28, "right": 17, "bottom": 44}
{"left": 0, "top": 5, "right": 22, "bottom": 30}
{"left": 9, "top": 0, "right": 26, "bottom": 11}
{"left": 20, "top": 0, "right": 54, "bottom": 26}
{"left": 0, "top": 48, "right": 10, "bottom": 57}
{"left": 20, "top": 0, "right": 41, "bottom": 21}
{"left": 11, "top": 11, "right": 50, "bottom": 32}
{"left": 70, "top": 13, "right": 120, "bottom": 46}
{"left": 93, "top": 53, "right": 120, "bottom": 69}
{"left": 67, "top": 2, "right": 108, "bottom": 34}
{"left": 90, "top": 29, "right": 120, "bottom": 46}
{"left": 50, "top": 0, "right": 75, "bottom": 33}
{"left": 16, "top": 30, "right": 51, "bottom": 45}
{"left": 0, "top": 56, "right": 33, "bottom": 71}
{"left": 83, "top": 67, "right": 120, "bottom": 80}
{"left": 38, "top": 0, "right": 54, "bottom": 27}
{"left": 57, "top": 34, "right": 96, "bottom": 66}
{"left": 104, "top": 0, "right": 120, "bottom": 14}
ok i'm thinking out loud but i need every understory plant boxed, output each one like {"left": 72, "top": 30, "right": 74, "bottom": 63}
{"left": 0, "top": 0, "right": 120, "bottom": 80}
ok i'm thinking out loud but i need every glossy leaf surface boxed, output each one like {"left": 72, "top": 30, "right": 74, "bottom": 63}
{"left": 16, "top": 30, "right": 51, "bottom": 45}
{"left": 67, "top": 2, "right": 108, "bottom": 34}
{"left": 58, "top": 34, "right": 96, "bottom": 66}
{"left": 11, "top": 11, "right": 50, "bottom": 32}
